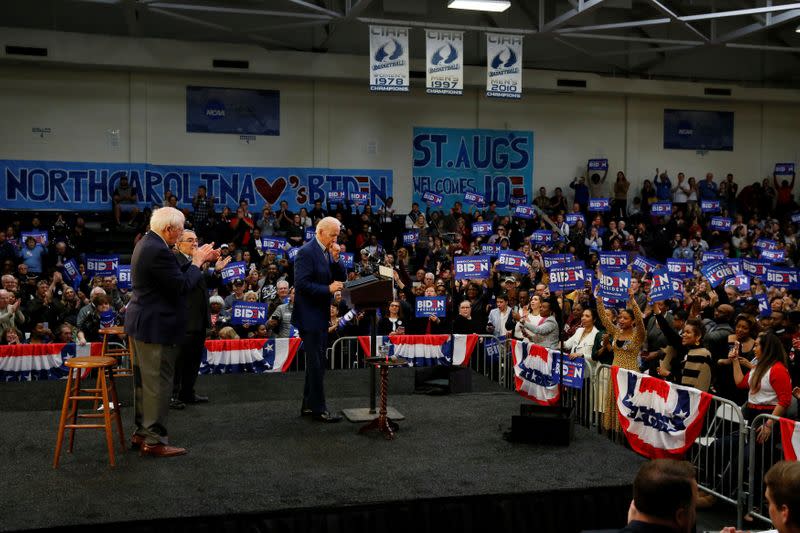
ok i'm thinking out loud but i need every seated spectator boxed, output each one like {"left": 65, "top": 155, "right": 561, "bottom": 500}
{"left": 224, "top": 279, "right": 246, "bottom": 309}
{"left": 0, "top": 288, "right": 25, "bottom": 336}
{"left": 0, "top": 327, "right": 23, "bottom": 345}
{"left": 77, "top": 294, "right": 116, "bottom": 344}
{"left": 28, "top": 322, "right": 53, "bottom": 344}
{"left": 218, "top": 326, "right": 239, "bottom": 340}
{"left": 55, "top": 323, "right": 75, "bottom": 344}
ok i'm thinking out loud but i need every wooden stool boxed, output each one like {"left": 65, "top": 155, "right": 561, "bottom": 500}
{"left": 99, "top": 326, "right": 136, "bottom": 378}
{"left": 53, "top": 356, "right": 126, "bottom": 468}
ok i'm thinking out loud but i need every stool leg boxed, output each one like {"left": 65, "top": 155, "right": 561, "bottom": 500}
{"left": 108, "top": 370, "right": 126, "bottom": 448}
{"left": 68, "top": 369, "right": 82, "bottom": 453}
{"left": 53, "top": 368, "right": 75, "bottom": 468}
{"left": 99, "top": 369, "right": 116, "bottom": 467}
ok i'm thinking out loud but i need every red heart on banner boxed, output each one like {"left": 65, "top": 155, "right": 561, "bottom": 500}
{"left": 254, "top": 177, "right": 287, "bottom": 205}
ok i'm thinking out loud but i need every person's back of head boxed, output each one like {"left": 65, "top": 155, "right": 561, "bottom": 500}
{"left": 630, "top": 459, "right": 696, "bottom": 532}
{"left": 765, "top": 461, "right": 800, "bottom": 532}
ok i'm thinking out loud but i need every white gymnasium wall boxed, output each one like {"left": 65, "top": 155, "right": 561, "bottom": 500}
{"left": 1, "top": 63, "right": 799, "bottom": 211}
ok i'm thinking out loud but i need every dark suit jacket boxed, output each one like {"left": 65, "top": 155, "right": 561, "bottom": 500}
{"left": 124, "top": 232, "right": 203, "bottom": 345}
{"left": 176, "top": 252, "right": 211, "bottom": 335}
{"left": 291, "top": 239, "right": 345, "bottom": 333}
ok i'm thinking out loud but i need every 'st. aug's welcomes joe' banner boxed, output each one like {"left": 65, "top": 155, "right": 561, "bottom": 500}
{"left": 1, "top": 160, "right": 392, "bottom": 212}
{"left": 412, "top": 127, "right": 534, "bottom": 211}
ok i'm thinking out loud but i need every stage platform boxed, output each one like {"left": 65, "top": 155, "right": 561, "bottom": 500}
{"left": 0, "top": 368, "right": 644, "bottom": 533}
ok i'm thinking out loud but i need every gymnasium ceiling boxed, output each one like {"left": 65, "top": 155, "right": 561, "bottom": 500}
{"left": 2, "top": 0, "right": 800, "bottom": 88}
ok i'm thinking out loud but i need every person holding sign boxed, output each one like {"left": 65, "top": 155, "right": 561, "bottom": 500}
{"left": 125, "top": 207, "right": 221, "bottom": 457}
{"left": 291, "top": 217, "right": 346, "bottom": 423}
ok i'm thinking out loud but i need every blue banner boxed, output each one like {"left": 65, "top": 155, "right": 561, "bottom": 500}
{"left": 702, "top": 250, "right": 726, "bottom": 262}
{"left": 422, "top": 191, "right": 444, "bottom": 206}
{"left": 484, "top": 336, "right": 501, "bottom": 361}
{"left": 117, "top": 265, "right": 131, "bottom": 290}
{"left": 231, "top": 301, "right": 269, "bottom": 326}
{"left": 650, "top": 202, "right": 672, "bottom": 216}
{"left": 667, "top": 258, "right": 693, "bottom": 279}
{"left": 304, "top": 227, "right": 315, "bottom": 241}
{"left": 530, "top": 230, "right": 551, "bottom": 245}
{"left": 471, "top": 222, "right": 493, "bottom": 237}
{"left": 598, "top": 269, "right": 630, "bottom": 301}
{"left": 710, "top": 216, "right": 731, "bottom": 232}
{"left": 0, "top": 160, "right": 392, "bottom": 212}
{"left": 725, "top": 274, "right": 750, "bottom": 291}
{"left": 648, "top": 268, "right": 675, "bottom": 302}
{"left": 513, "top": 205, "right": 535, "bottom": 219}
{"left": 415, "top": 296, "right": 447, "bottom": 318}
{"left": 349, "top": 191, "right": 369, "bottom": 205}
{"left": 412, "top": 127, "right": 534, "bottom": 211}
{"left": 327, "top": 190, "right": 345, "bottom": 203}
{"left": 755, "top": 238, "right": 779, "bottom": 251}
{"left": 565, "top": 212, "right": 584, "bottom": 226}
{"left": 402, "top": 231, "right": 419, "bottom": 246}
{"left": 631, "top": 256, "right": 658, "bottom": 274}
{"left": 63, "top": 258, "right": 80, "bottom": 284}
{"left": 766, "top": 266, "right": 800, "bottom": 290}
{"left": 700, "top": 200, "right": 720, "bottom": 213}
{"left": 757, "top": 293, "right": 770, "bottom": 317}
{"left": 261, "top": 237, "right": 288, "bottom": 252}
{"left": 186, "top": 86, "right": 279, "bottom": 136}
{"left": 287, "top": 247, "right": 300, "bottom": 262}
{"left": 509, "top": 195, "right": 528, "bottom": 206}
{"left": 775, "top": 163, "right": 795, "bottom": 175}
{"left": 792, "top": 212, "right": 800, "bottom": 224}
{"left": 341, "top": 252, "right": 354, "bottom": 269}
{"left": 480, "top": 243, "right": 500, "bottom": 257}
{"left": 743, "top": 258, "right": 769, "bottom": 280}
{"left": 496, "top": 250, "right": 528, "bottom": 273}
{"left": 542, "top": 254, "right": 574, "bottom": 269}
{"left": 85, "top": 254, "right": 119, "bottom": 278}
{"left": 221, "top": 261, "right": 247, "bottom": 283}
{"left": 548, "top": 262, "right": 589, "bottom": 292}
{"left": 100, "top": 309, "right": 117, "bottom": 328}
{"left": 463, "top": 191, "right": 486, "bottom": 207}
{"left": 454, "top": 255, "right": 491, "bottom": 280}
{"left": 553, "top": 356, "right": 586, "bottom": 389}
{"left": 700, "top": 260, "right": 736, "bottom": 288}
{"left": 599, "top": 251, "right": 628, "bottom": 269}
{"left": 21, "top": 230, "right": 48, "bottom": 246}
{"left": 726, "top": 258, "right": 742, "bottom": 274}
{"left": 588, "top": 198, "right": 610, "bottom": 212}
{"left": 588, "top": 159, "right": 608, "bottom": 171}
{"left": 762, "top": 248, "right": 786, "bottom": 263}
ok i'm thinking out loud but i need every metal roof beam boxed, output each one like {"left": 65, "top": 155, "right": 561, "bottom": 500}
{"left": 556, "top": 18, "right": 670, "bottom": 33}
{"left": 542, "top": 0, "right": 605, "bottom": 32}
{"left": 560, "top": 32, "right": 703, "bottom": 46}
{"left": 356, "top": 17, "right": 537, "bottom": 35}
{"left": 714, "top": 8, "right": 800, "bottom": 43}
{"left": 286, "top": 0, "right": 341, "bottom": 18}
{"left": 679, "top": 3, "right": 800, "bottom": 22}
{"left": 146, "top": 2, "right": 334, "bottom": 20}
{"left": 646, "top": 0, "right": 708, "bottom": 42}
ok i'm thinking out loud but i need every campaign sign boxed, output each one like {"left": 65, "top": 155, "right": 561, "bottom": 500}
{"left": 471, "top": 222, "right": 493, "bottom": 237}
{"left": 598, "top": 269, "right": 631, "bottom": 302}
{"left": 514, "top": 205, "right": 535, "bottom": 219}
{"left": 599, "top": 251, "right": 628, "bottom": 269}
{"left": 496, "top": 250, "right": 528, "bottom": 273}
{"left": 304, "top": 227, "right": 315, "bottom": 241}
{"left": 755, "top": 238, "right": 779, "bottom": 251}
{"left": 671, "top": 277, "right": 685, "bottom": 298}
{"left": 743, "top": 258, "right": 769, "bottom": 280}
{"left": 21, "top": 230, "right": 48, "bottom": 246}
{"left": 700, "top": 260, "right": 736, "bottom": 289}
{"left": 231, "top": 301, "right": 268, "bottom": 326}
{"left": 710, "top": 217, "right": 731, "bottom": 232}
{"left": 542, "top": 254, "right": 573, "bottom": 269}
{"left": 402, "top": 231, "right": 419, "bottom": 246}
{"left": 761, "top": 248, "right": 786, "bottom": 263}
{"left": 287, "top": 247, "right": 300, "bottom": 262}
{"left": 340, "top": 252, "right": 354, "bottom": 269}
{"left": 548, "top": 262, "right": 589, "bottom": 292}
{"left": 100, "top": 310, "right": 116, "bottom": 328}
{"left": 775, "top": 163, "right": 795, "bottom": 176}
{"left": 756, "top": 293, "right": 770, "bottom": 318}
{"left": 86, "top": 254, "right": 119, "bottom": 278}
{"left": 667, "top": 258, "right": 693, "bottom": 279}
{"left": 454, "top": 255, "right": 491, "bottom": 280}
{"left": 651, "top": 202, "right": 672, "bottom": 216}
{"left": 792, "top": 212, "right": 800, "bottom": 224}
{"left": 702, "top": 250, "right": 726, "bottom": 262}
{"left": 725, "top": 274, "right": 750, "bottom": 292}
{"left": 649, "top": 268, "right": 675, "bottom": 303}
{"left": 349, "top": 192, "right": 369, "bottom": 205}
{"left": 726, "top": 258, "right": 742, "bottom": 274}
{"left": 62, "top": 258, "right": 80, "bottom": 281}
{"left": 531, "top": 230, "right": 552, "bottom": 245}
{"left": 765, "top": 267, "right": 800, "bottom": 290}
{"left": 415, "top": 296, "right": 447, "bottom": 318}
{"left": 553, "top": 356, "right": 585, "bottom": 389}
{"left": 588, "top": 159, "right": 609, "bottom": 171}
{"left": 700, "top": 200, "right": 720, "bottom": 213}
{"left": 116, "top": 265, "right": 131, "bottom": 290}
{"left": 566, "top": 213, "right": 585, "bottom": 226}
{"left": 463, "top": 191, "right": 486, "bottom": 207}
{"left": 588, "top": 198, "right": 611, "bottom": 212}
{"left": 484, "top": 336, "right": 501, "bottom": 361}
{"left": 422, "top": 191, "right": 444, "bottom": 206}
{"left": 481, "top": 243, "right": 500, "bottom": 257}
{"left": 221, "top": 261, "right": 247, "bottom": 283}
{"left": 261, "top": 237, "right": 287, "bottom": 252}
{"left": 509, "top": 195, "right": 528, "bottom": 206}
{"left": 631, "top": 255, "right": 658, "bottom": 274}
{"left": 327, "top": 190, "right": 345, "bottom": 203}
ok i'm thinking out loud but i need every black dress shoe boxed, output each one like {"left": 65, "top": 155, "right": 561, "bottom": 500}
{"left": 180, "top": 394, "right": 209, "bottom": 404}
{"left": 301, "top": 407, "right": 313, "bottom": 417}
{"left": 312, "top": 411, "right": 343, "bottom": 423}
{"left": 169, "top": 398, "right": 186, "bottom": 410}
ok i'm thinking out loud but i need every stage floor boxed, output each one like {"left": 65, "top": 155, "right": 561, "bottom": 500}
{"left": 0, "top": 369, "right": 644, "bottom": 533}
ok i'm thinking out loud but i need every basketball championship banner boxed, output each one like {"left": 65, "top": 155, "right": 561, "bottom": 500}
{"left": 425, "top": 29, "right": 463, "bottom": 96}
{"left": 486, "top": 33, "right": 522, "bottom": 99}
{"left": 369, "top": 25, "right": 409, "bottom": 92}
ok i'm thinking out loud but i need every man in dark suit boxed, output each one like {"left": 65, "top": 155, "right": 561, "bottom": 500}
{"left": 291, "top": 216, "right": 345, "bottom": 422}
{"left": 125, "top": 207, "right": 219, "bottom": 457}
{"left": 172, "top": 229, "right": 231, "bottom": 408}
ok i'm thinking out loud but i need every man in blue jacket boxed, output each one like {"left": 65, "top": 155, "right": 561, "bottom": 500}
{"left": 125, "top": 207, "right": 219, "bottom": 457}
{"left": 291, "top": 217, "right": 346, "bottom": 422}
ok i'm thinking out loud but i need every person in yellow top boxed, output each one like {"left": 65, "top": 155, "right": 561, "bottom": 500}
{"left": 596, "top": 287, "right": 646, "bottom": 432}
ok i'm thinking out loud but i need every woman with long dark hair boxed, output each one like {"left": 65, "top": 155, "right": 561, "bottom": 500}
{"left": 655, "top": 313, "right": 713, "bottom": 392}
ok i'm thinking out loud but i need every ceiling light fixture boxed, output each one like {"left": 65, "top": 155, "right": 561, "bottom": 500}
{"left": 447, "top": 0, "right": 511, "bottom": 13}
{"left": 796, "top": 24, "right": 800, "bottom": 33}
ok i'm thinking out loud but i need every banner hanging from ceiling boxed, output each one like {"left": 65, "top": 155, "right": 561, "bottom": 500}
{"left": 425, "top": 29, "right": 464, "bottom": 96}
{"left": 486, "top": 33, "right": 523, "bottom": 99}
{"left": 369, "top": 25, "right": 410, "bottom": 92}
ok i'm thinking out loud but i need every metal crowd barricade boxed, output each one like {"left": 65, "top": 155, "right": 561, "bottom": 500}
{"left": 327, "top": 336, "right": 362, "bottom": 370}
{"left": 747, "top": 413, "right": 784, "bottom": 526}
{"left": 469, "top": 335, "right": 510, "bottom": 388}
{"left": 559, "top": 357, "right": 596, "bottom": 429}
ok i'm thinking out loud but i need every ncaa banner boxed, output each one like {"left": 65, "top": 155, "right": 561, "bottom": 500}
{"left": 454, "top": 255, "right": 491, "bottom": 280}
{"left": 511, "top": 341, "right": 559, "bottom": 406}
{"left": 613, "top": 367, "right": 712, "bottom": 459}
{"left": 412, "top": 127, "right": 533, "bottom": 211}
{"left": 369, "top": 25, "right": 409, "bottom": 92}
{"left": 1, "top": 160, "right": 392, "bottom": 212}
{"left": 425, "top": 29, "right": 463, "bottom": 96}
{"left": 486, "top": 33, "right": 522, "bottom": 99}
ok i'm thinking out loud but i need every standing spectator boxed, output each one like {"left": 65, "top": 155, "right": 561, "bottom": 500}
{"left": 671, "top": 172, "right": 690, "bottom": 213}
{"left": 587, "top": 163, "right": 608, "bottom": 199}
{"left": 775, "top": 169, "right": 797, "bottom": 219}
{"left": 18, "top": 236, "right": 47, "bottom": 275}
{"left": 570, "top": 176, "right": 589, "bottom": 213}
{"left": 612, "top": 171, "right": 630, "bottom": 220}
{"left": 191, "top": 185, "right": 215, "bottom": 238}
{"left": 275, "top": 200, "right": 294, "bottom": 235}
{"left": 720, "top": 173, "right": 739, "bottom": 216}
{"left": 654, "top": 169, "right": 672, "bottom": 202}
{"left": 698, "top": 172, "right": 718, "bottom": 202}
{"left": 112, "top": 175, "right": 140, "bottom": 227}
{"left": 230, "top": 206, "right": 255, "bottom": 248}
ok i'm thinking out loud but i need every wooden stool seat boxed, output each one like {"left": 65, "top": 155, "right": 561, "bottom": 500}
{"left": 99, "top": 326, "right": 125, "bottom": 335}
{"left": 54, "top": 356, "right": 125, "bottom": 468}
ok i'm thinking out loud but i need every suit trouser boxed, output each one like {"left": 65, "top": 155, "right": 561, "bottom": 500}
{"left": 301, "top": 328, "right": 328, "bottom": 414}
{"left": 173, "top": 331, "right": 205, "bottom": 401}
{"left": 132, "top": 338, "right": 179, "bottom": 445}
